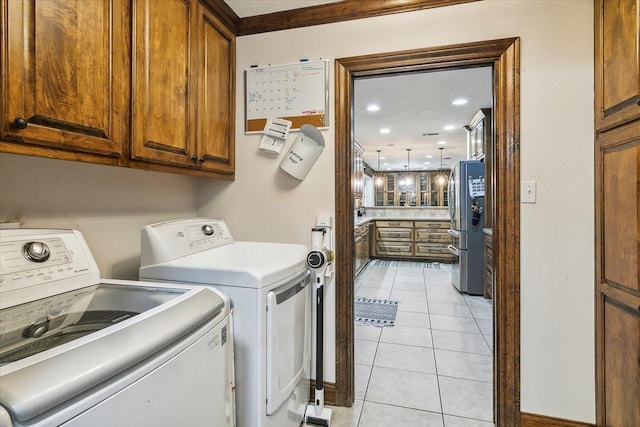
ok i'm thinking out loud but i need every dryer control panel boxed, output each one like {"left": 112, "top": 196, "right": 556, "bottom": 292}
{"left": 140, "top": 218, "right": 235, "bottom": 267}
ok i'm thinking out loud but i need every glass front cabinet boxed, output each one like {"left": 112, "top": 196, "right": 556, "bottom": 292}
{"left": 373, "top": 171, "right": 449, "bottom": 207}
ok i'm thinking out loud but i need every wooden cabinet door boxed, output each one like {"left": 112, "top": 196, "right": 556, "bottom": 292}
{"left": 595, "top": 0, "right": 640, "bottom": 131}
{"left": 195, "top": 2, "right": 235, "bottom": 174}
{"left": 1, "top": 0, "right": 127, "bottom": 160}
{"left": 131, "top": 0, "right": 196, "bottom": 168}
{"left": 596, "top": 122, "right": 640, "bottom": 424}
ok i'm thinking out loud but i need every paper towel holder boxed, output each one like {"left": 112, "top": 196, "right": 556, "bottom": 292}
{"left": 279, "top": 124, "right": 325, "bottom": 181}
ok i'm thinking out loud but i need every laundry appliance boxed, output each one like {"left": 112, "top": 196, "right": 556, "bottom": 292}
{"left": 139, "top": 218, "right": 311, "bottom": 427}
{"left": 0, "top": 228, "right": 235, "bottom": 427}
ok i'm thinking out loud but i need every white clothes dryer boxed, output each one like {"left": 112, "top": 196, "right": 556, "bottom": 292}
{"left": 139, "top": 218, "right": 311, "bottom": 427}
{"left": 0, "top": 228, "right": 235, "bottom": 427}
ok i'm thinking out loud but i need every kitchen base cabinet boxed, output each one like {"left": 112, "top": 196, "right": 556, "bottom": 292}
{"left": 373, "top": 220, "right": 453, "bottom": 262}
{"left": 354, "top": 223, "right": 371, "bottom": 277}
{"left": 374, "top": 221, "right": 413, "bottom": 258}
{"left": 414, "top": 221, "right": 454, "bottom": 262}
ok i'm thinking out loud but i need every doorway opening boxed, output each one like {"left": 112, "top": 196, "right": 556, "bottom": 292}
{"left": 333, "top": 38, "right": 521, "bottom": 425}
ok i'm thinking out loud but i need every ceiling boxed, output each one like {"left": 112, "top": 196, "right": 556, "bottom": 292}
{"left": 354, "top": 67, "right": 493, "bottom": 172}
{"left": 224, "top": 1, "right": 493, "bottom": 172}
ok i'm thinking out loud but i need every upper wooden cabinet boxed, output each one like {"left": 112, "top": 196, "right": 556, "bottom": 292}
{"left": 131, "top": 0, "right": 235, "bottom": 175}
{"left": 1, "top": 0, "right": 235, "bottom": 179}
{"left": 195, "top": 3, "right": 235, "bottom": 174}
{"left": 595, "top": 0, "right": 640, "bottom": 131}
{"left": 1, "top": 0, "right": 129, "bottom": 162}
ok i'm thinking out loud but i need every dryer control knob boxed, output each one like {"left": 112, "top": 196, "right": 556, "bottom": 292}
{"left": 202, "top": 225, "right": 214, "bottom": 236}
{"left": 22, "top": 241, "right": 51, "bottom": 263}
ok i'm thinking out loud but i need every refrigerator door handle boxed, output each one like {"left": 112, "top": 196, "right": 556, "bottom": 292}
{"left": 447, "top": 229, "right": 460, "bottom": 238}
{"left": 447, "top": 244, "right": 460, "bottom": 256}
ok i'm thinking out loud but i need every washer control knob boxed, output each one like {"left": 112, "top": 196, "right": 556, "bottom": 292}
{"left": 201, "top": 225, "right": 214, "bottom": 236}
{"left": 23, "top": 318, "right": 50, "bottom": 339}
{"left": 22, "top": 241, "right": 51, "bottom": 263}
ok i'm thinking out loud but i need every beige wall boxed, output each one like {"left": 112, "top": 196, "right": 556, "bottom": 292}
{"left": 0, "top": 153, "right": 200, "bottom": 279}
{"left": 197, "top": 0, "right": 595, "bottom": 423}
{"left": 0, "top": 0, "right": 595, "bottom": 422}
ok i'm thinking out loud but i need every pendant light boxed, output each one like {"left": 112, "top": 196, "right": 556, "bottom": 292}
{"left": 405, "top": 149, "right": 412, "bottom": 186}
{"left": 436, "top": 147, "right": 447, "bottom": 186}
{"left": 374, "top": 149, "right": 384, "bottom": 187}
{"left": 400, "top": 148, "right": 412, "bottom": 189}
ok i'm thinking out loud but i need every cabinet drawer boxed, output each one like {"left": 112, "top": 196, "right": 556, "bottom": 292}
{"left": 376, "top": 220, "right": 413, "bottom": 228}
{"left": 354, "top": 223, "right": 370, "bottom": 238}
{"left": 414, "top": 243, "right": 450, "bottom": 256}
{"left": 377, "top": 228, "right": 413, "bottom": 241}
{"left": 414, "top": 229, "right": 449, "bottom": 243}
{"left": 414, "top": 221, "right": 449, "bottom": 229}
{"left": 376, "top": 242, "right": 413, "bottom": 257}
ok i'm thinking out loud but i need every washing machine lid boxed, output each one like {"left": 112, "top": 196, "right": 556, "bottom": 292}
{"left": 0, "top": 281, "right": 226, "bottom": 423}
{"left": 140, "top": 241, "right": 308, "bottom": 288}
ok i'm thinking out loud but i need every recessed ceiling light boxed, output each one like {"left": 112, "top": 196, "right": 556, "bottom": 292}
{"left": 424, "top": 162, "right": 431, "bottom": 164}
{"left": 380, "top": 128, "right": 390, "bottom": 134}
{"left": 379, "top": 157, "right": 386, "bottom": 160}
{"left": 437, "top": 141, "right": 447, "bottom": 145}
{"left": 452, "top": 98, "right": 468, "bottom": 106}
{"left": 425, "top": 155, "right": 433, "bottom": 158}
{"left": 444, "top": 125, "right": 456, "bottom": 130}
{"left": 366, "top": 104, "right": 380, "bottom": 112}
{"left": 383, "top": 162, "right": 389, "bottom": 165}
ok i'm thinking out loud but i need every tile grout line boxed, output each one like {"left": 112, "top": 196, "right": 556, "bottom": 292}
{"left": 423, "top": 267, "right": 447, "bottom": 426}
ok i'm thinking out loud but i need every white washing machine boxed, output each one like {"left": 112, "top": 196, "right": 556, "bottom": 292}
{"left": 0, "top": 228, "right": 235, "bottom": 427}
{"left": 139, "top": 218, "right": 311, "bottom": 427}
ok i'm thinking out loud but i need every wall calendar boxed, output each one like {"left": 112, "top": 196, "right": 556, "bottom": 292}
{"left": 245, "top": 60, "right": 329, "bottom": 132}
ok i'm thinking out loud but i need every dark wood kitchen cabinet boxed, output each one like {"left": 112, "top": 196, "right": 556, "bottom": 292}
{"left": 1, "top": 0, "right": 235, "bottom": 179}
{"left": 595, "top": 0, "right": 640, "bottom": 424}
{"left": 0, "top": 0, "right": 129, "bottom": 163}
{"left": 131, "top": 0, "right": 235, "bottom": 175}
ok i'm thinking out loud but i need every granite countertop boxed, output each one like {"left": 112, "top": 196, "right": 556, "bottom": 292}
{"left": 482, "top": 228, "right": 493, "bottom": 236}
{"left": 355, "top": 216, "right": 450, "bottom": 227}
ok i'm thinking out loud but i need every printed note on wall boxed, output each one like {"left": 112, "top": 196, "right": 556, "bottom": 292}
{"left": 245, "top": 60, "right": 329, "bottom": 132}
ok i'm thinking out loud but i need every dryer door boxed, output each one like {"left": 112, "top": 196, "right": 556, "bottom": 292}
{"left": 265, "top": 271, "right": 311, "bottom": 415}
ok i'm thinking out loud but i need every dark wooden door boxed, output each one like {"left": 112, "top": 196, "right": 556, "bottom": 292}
{"left": 594, "top": 0, "right": 640, "bottom": 131}
{"left": 595, "top": 1, "right": 640, "bottom": 424}
{"left": 1, "top": 0, "right": 127, "bottom": 159}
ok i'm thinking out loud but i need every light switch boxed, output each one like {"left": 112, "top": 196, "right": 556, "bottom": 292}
{"left": 521, "top": 180, "right": 537, "bottom": 203}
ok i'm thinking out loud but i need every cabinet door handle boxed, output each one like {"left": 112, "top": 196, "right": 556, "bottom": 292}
{"left": 637, "top": 97, "right": 640, "bottom": 107}
{"left": 12, "top": 117, "right": 28, "bottom": 129}
{"left": 199, "top": 157, "right": 206, "bottom": 163}
{"left": 191, "top": 155, "right": 198, "bottom": 161}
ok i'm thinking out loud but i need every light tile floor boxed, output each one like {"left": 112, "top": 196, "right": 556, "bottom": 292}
{"left": 311, "top": 260, "right": 494, "bottom": 427}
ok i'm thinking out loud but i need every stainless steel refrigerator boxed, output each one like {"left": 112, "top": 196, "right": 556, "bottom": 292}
{"left": 447, "top": 160, "right": 485, "bottom": 295}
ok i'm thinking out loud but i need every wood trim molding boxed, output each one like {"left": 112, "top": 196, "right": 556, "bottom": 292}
{"left": 521, "top": 412, "right": 595, "bottom": 427}
{"left": 204, "top": 0, "right": 476, "bottom": 36}
{"left": 335, "top": 37, "right": 521, "bottom": 425}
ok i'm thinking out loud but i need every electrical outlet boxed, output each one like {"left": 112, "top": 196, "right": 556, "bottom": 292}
{"left": 522, "top": 180, "right": 537, "bottom": 203}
